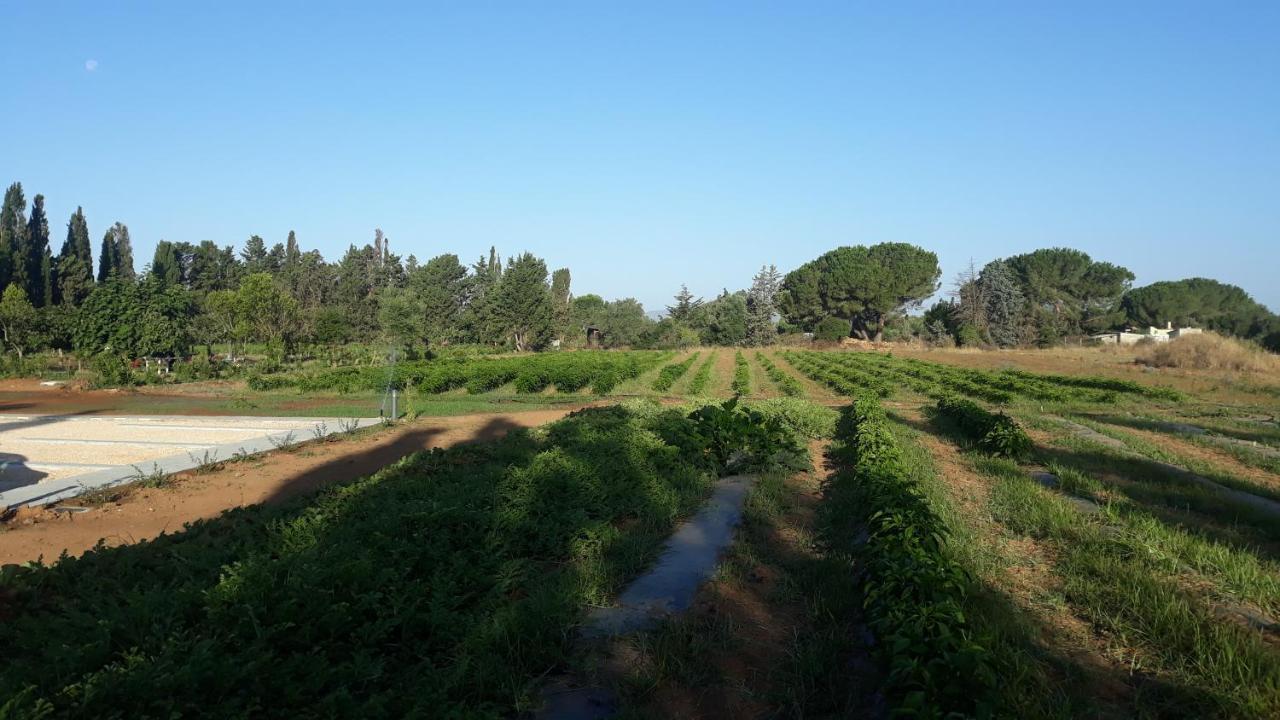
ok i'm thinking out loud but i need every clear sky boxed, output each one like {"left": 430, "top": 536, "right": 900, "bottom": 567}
{"left": 2, "top": 1, "right": 1277, "bottom": 313}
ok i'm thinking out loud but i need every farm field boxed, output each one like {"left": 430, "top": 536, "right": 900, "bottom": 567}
{"left": 2, "top": 346, "right": 1279, "bottom": 718}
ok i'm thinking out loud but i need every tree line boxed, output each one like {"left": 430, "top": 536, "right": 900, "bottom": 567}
{"left": 776, "top": 244, "right": 1280, "bottom": 351}
{"left": 0, "top": 180, "right": 789, "bottom": 369}
{"left": 2, "top": 177, "right": 1276, "bottom": 368}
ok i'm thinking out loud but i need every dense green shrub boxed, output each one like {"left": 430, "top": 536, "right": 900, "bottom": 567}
{"left": 89, "top": 352, "right": 133, "bottom": 387}
{"left": 813, "top": 316, "right": 849, "bottom": 342}
{"left": 935, "top": 395, "right": 1033, "bottom": 458}
{"left": 745, "top": 397, "right": 838, "bottom": 438}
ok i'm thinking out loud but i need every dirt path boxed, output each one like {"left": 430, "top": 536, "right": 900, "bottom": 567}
{"left": 0, "top": 407, "right": 580, "bottom": 566}
{"left": 699, "top": 348, "right": 731, "bottom": 398}
{"left": 744, "top": 352, "right": 779, "bottom": 399}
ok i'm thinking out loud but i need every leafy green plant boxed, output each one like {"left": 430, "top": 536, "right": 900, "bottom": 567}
{"left": 822, "top": 396, "right": 996, "bottom": 716}
{"left": 935, "top": 395, "right": 1032, "bottom": 459}
{"left": 652, "top": 352, "right": 700, "bottom": 392}
{"left": 755, "top": 352, "right": 804, "bottom": 397}
{"left": 731, "top": 351, "right": 750, "bottom": 395}
{"left": 686, "top": 353, "right": 716, "bottom": 395}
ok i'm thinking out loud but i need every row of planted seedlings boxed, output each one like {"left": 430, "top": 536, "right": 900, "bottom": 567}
{"left": 931, "top": 391, "right": 1280, "bottom": 718}
{"left": 731, "top": 351, "right": 751, "bottom": 394}
{"left": 249, "top": 350, "right": 669, "bottom": 395}
{"left": 754, "top": 352, "right": 804, "bottom": 397}
{"left": 685, "top": 352, "right": 716, "bottom": 395}
{"left": 650, "top": 351, "right": 700, "bottom": 392}
{"left": 780, "top": 350, "right": 894, "bottom": 397}
{"left": 822, "top": 394, "right": 997, "bottom": 716}
{"left": 791, "top": 350, "right": 1182, "bottom": 406}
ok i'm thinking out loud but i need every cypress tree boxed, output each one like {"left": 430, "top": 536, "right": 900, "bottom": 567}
{"left": 97, "top": 228, "right": 117, "bottom": 283}
{"left": 152, "top": 240, "right": 184, "bottom": 286}
{"left": 113, "top": 223, "right": 135, "bottom": 279}
{"left": 25, "top": 194, "right": 50, "bottom": 305}
{"left": 0, "top": 183, "right": 28, "bottom": 294}
{"left": 745, "top": 264, "right": 782, "bottom": 346}
{"left": 57, "top": 207, "right": 95, "bottom": 306}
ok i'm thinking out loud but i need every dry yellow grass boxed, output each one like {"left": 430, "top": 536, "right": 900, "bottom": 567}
{"left": 1139, "top": 332, "right": 1280, "bottom": 373}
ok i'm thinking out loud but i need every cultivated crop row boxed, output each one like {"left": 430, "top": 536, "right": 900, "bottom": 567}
{"left": 731, "top": 351, "right": 751, "bottom": 394}
{"left": 934, "top": 395, "right": 1032, "bottom": 458}
{"left": 823, "top": 395, "right": 995, "bottom": 716}
{"left": 754, "top": 352, "right": 804, "bottom": 397}
{"left": 651, "top": 352, "right": 700, "bottom": 392}
{"left": 786, "top": 351, "right": 1180, "bottom": 405}
{"left": 686, "top": 353, "right": 716, "bottom": 395}
{"left": 249, "top": 351, "right": 668, "bottom": 395}
{"left": 781, "top": 351, "right": 893, "bottom": 397}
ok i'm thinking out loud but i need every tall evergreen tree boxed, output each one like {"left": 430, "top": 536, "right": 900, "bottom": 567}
{"left": 240, "top": 235, "right": 268, "bottom": 274}
{"left": 667, "top": 285, "right": 704, "bottom": 322}
{"left": 97, "top": 228, "right": 117, "bottom": 283}
{"left": 56, "top": 207, "right": 94, "bottom": 306}
{"left": 152, "top": 240, "right": 185, "bottom": 286}
{"left": 550, "top": 268, "right": 572, "bottom": 343}
{"left": 0, "top": 183, "right": 28, "bottom": 295}
{"left": 113, "top": 223, "right": 135, "bottom": 280}
{"left": 745, "top": 264, "right": 782, "bottom": 346}
{"left": 979, "top": 260, "right": 1024, "bottom": 348}
{"left": 493, "top": 252, "right": 553, "bottom": 351}
{"left": 25, "top": 194, "right": 51, "bottom": 305}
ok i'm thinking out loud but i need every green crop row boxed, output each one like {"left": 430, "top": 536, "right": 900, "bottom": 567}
{"left": 686, "top": 353, "right": 716, "bottom": 395}
{"left": 754, "top": 352, "right": 804, "bottom": 397}
{"left": 823, "top": 396, "right": 996, "bottom": 716}
{"left": 935, "top": 395, "right": 1033, "bottom": 458}
{"left": 793, "top": 351, "right": 1179, "bottom": 406}
{"left": 782, "top": 351, "right": 893, "bottom": 397}
{"left": 248, "top": 351, "right": 667, "bottom": 396}
{"left": 651, "top": 352, "right": 700, "bottom": 392}
{"left": 731, "top": 351, "right": 751, "bottom": 395}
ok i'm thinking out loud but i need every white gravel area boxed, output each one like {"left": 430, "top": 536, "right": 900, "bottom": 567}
{"left": 1, "top": 414, "right": 378, "bottom": 509}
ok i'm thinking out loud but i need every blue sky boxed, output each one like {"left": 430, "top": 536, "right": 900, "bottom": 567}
{"left": 2, "top": 1, "right": 1277, "bottom": 313}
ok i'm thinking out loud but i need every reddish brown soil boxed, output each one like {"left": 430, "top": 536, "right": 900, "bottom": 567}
{"left": 0, "top": 407, "right": 579, "bottom": 566}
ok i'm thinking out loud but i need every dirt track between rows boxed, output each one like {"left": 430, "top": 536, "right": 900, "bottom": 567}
{"left": 0, "top": 407, "right": 582, "bottom": 566}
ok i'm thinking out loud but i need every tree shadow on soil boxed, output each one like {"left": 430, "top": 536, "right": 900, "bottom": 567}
{"left": 0, "top": 453, "right": 47, "bottom": 495}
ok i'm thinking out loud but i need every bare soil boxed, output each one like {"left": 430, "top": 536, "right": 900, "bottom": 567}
{"left": 0, "top": 407, "right": 580, "bottom": 566}
{"left": 0, "top": 378, "right": 350, "bottom": 416}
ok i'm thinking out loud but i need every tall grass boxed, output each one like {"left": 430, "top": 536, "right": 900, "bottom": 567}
{"left": 1140, "top": 332, "right": 1280, "bottom": 373}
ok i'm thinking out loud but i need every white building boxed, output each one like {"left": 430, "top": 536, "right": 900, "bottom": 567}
{"left": 1092, "top": 322, "right": 1202, "bottom": 346}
